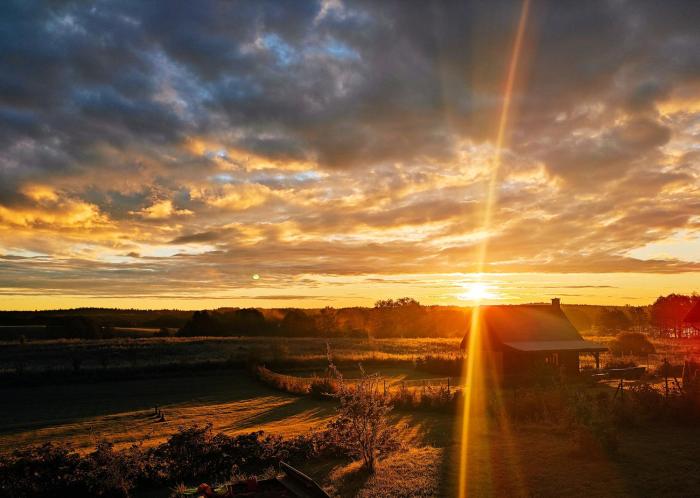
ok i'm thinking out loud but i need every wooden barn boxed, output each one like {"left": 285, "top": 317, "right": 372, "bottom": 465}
{"left": 460, "top": 298, "right": 606, "bottom": 382}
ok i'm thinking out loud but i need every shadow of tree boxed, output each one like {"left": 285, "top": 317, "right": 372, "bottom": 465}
{"left": 220, "top": 395, "right": 335, "bottom": 432}
{"left": 326, "top": 461, "right": 373, "bottom": 498}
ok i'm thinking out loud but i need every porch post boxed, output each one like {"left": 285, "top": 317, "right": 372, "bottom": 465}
{"left": 594, "top": 352, "right": 600, "bottom": 370}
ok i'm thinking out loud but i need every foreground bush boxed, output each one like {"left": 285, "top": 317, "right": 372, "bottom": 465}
{"left": 327, "top": 372, "right": 401, "bottom": 473}
{"left": 0, "top": 425, "right": 337, "bottom": 498}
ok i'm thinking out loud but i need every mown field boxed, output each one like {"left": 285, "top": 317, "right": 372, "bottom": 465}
{"left": 0, "top": 371, "right": 337, "bottom": 454}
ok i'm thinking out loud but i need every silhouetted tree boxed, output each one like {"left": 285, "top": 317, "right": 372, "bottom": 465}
{"left": 178, "top": 311, "right": 219, "bottom": 336}
{"left": 47, "top": 316, "right": 102, "bottom": 339}
{"left": 372, "top": 297, "right": 423, "bottom": 337}
{"left": 280, "top": 309, "right": 315, "bottom": 336}
{"left": 595, "top": 308, "right": 631, "bottom": 333}
{"left": 315, "top": 306, "right": 337, "bottom": 338}
{"left": 650, "top": 294, "right": 698, "bottom": 338}
{"left": 231, "top": 308, "right": 266, "bottom": 335}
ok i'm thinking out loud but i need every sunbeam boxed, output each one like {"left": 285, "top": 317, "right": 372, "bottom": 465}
{"left": 458, "top": 1, "right": 531, "bottom": 497}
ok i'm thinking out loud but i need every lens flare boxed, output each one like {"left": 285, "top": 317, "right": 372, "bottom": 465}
{"left": 458, "top": 282, "right": 494, "bottom": 302}
{"left": 458, "top": 1, "right": 531, "bottom": 497}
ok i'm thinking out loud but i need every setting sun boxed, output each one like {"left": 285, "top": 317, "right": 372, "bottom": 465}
{"left": 458, "top": 282, "right": 496, "bottom": 302}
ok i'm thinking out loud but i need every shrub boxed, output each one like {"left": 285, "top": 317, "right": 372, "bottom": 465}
{"left": 79, "top": 441, "right": 141, "bottom": 497}
{"left": 609, "top": 332, "right": 655, "bottom": 355}
{"left": 414, "top": 354, "right": 462, "bottom": 376}
{"left": 0, "top": 443, "right": 83, "bottom": 497}
{"left": 0, "top": 426, "right": 341, "bottom": 497}
{"left": 309, "top": 376, "right": 337, "bottom": 398}
{"left": 326, "top": 371, "right": 401, "bottom": 473}
{"left": 390, "top": 383, "right": 417, "bottom": 409}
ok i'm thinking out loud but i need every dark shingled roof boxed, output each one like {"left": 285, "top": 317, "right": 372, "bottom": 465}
{"left": 685, "top": 302, "right": 700, "bottom": 325}
{"left": 460, "top": 304, "right": 606, "bottom": 352}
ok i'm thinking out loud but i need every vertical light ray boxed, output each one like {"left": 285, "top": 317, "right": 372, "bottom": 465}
{"left": 458, "top": 1, "right": 531, "bottom": 497}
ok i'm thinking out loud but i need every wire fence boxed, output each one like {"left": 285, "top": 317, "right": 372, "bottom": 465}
{"left": 579, "top": 351, "right": 700, "bottom": 372}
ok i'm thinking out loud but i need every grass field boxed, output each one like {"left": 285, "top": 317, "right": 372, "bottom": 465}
{"left": 0, "top": 336, "right": 462, "bottom": 374}
{"left": 3, "top": 366, "right": 700, "bottom": 497}
{"left": 0, "top": 371, "right": 336, "bottom": 454}
{"left": 4, "top": 336, "right": 700, "bottom": 496}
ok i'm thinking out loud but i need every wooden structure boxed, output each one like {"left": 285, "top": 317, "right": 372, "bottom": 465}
{"left": 460, "top": 298, "right": 607, "bottom": 383}
{"left": 187, "top": 462, "right": 329, "bottom": 497}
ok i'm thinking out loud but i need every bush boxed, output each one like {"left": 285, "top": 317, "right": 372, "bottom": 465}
{"left": 309, "top": 376, "right": 337, "bottom": 398}
{"left": 326, "top": 372, "right": 401, "bottom": 473}
{"left": 609, "top": 332, "right": 655, "bottom": 355}
{"left": 0, "top": 426, "right": 339, "bottom": 497}
{"left": 414, "top": 354, "right": 462, "bottom": 376}
{"left": 0, "top": 443, "right": 83, "bottom": 497}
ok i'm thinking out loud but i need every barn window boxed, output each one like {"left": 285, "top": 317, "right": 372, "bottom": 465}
{"left": 544, "top": 353, "right": 559, "bottom": 365}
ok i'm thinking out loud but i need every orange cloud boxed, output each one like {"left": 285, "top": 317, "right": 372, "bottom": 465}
{"left": 131, "top": 200, "right": 193, "bottom": 220}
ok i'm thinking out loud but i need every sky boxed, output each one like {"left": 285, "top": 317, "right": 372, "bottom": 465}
{"left": 1, "top": 0, "right": 700, "bottom": 310}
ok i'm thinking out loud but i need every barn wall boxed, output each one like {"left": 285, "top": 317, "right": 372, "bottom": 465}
{"left": 501, "top": 350, "right": 581, "bottom": 384}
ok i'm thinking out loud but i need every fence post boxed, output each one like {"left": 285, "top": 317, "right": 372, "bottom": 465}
{"left": 383, "top": 380, "right": 386, "bottom": 396}
{"left": 447, "top": 377, "right": 450, "bottom": 393}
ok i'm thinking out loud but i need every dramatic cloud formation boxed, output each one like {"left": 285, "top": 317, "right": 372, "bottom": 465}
{"left": 1, "top": 0, "right": 699, "bottom": 308}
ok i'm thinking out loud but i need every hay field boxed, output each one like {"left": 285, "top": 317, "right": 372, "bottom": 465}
{"left": 0, "top": 336, "right": 461, "bottom": 374}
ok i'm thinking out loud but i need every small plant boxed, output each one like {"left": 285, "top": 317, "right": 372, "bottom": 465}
{"left": 326, "top": 367, "right": 401, "bottom": 473}
{"left": 170, "top": 482, "right": 188, "bottom": 498}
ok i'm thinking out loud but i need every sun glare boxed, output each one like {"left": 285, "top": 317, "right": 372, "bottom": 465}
{"left": 458, "top": 1, "right": 531, "bottom": 497}
{"left": 458, "top": 282, "right": 494, "bottom": 302}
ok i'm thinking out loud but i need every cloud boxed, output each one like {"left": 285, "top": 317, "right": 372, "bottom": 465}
{"left": 131, "top": 199, "right": 193, "bottom": 219}
{"left": 1, "top": 0, "right": 700, "bottom": 304}
{"left": 169, "top": 231, "right": 222, "bottom": 244}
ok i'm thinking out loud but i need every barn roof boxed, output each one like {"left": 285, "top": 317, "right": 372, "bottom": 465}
{"left": 503, "top": 340, "right": 607, "bottom": 352}
{"left": 460, "top": 301, "right": 606, "bottom": 352}
{"left": 684, "top": 301, "right": 700, "bottom": 325}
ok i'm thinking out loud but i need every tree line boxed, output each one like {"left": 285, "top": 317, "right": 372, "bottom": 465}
{"left": 2, "top": 293, "right": 697, "bottom": 340}
{"left": 177, "top": 299, "right": 468, "bottom": 338}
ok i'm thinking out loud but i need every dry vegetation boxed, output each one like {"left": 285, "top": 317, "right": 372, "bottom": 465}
{"left": 0, "top": 336, "right": 461, "bottom": 375}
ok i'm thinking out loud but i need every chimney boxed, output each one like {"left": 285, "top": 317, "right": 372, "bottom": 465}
{"left": 551, "top": 297, "right": 561, "bottom": 309}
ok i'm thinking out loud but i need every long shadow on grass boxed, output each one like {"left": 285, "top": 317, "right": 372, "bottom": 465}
{"left": 221, "top": 395, "right": 336, "bottom": 432}
{"left": 0, "top": 372, "right": 282, "bottom": 434}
